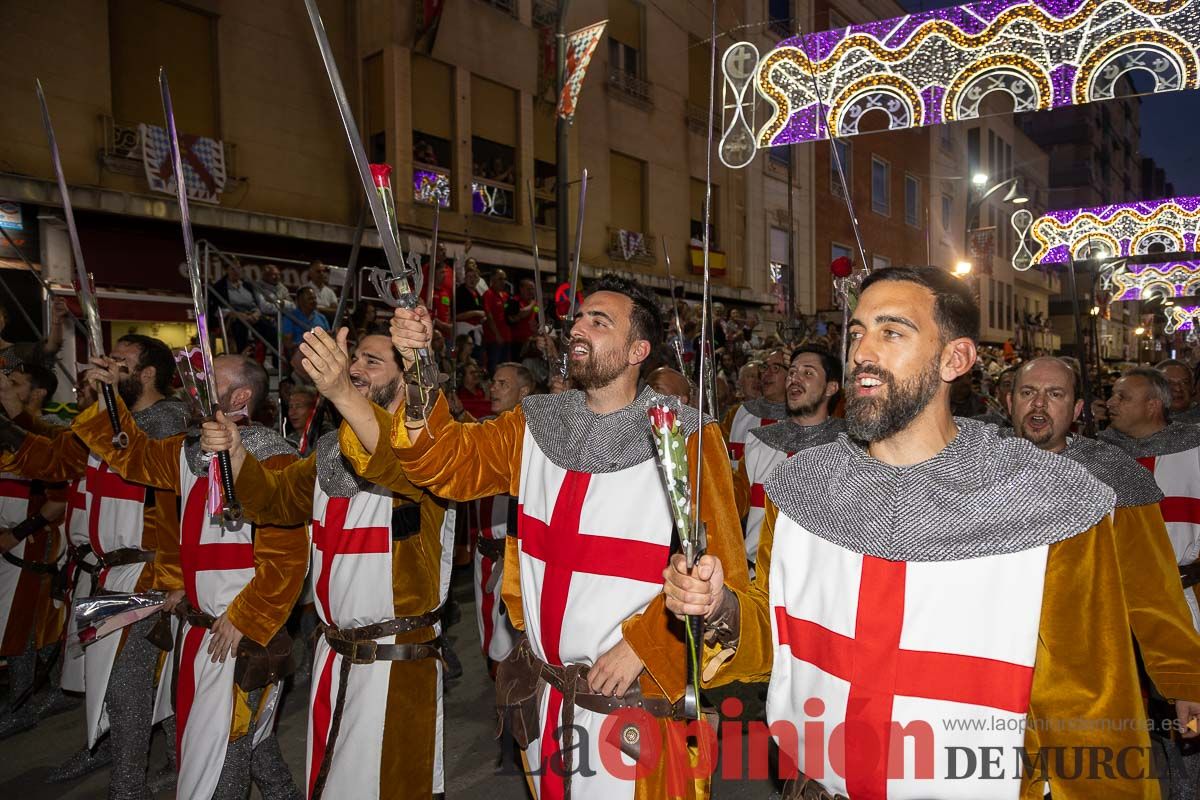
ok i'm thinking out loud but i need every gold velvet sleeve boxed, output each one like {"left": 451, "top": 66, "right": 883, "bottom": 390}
{"left": 720, "top": 404, "right": 738, "bottom": 444}
{"left": 703, "top": 500, "right": 778, "bottom": 687}
{"left": 226, "top": 452, "right": 309, "bottom": 646}
{"left": 4, "top": 429, "right": 88, "bottom": 482}
{"left": 341, "top": 393, "right": 524, "bottom": 500}
{"left": 147, "top": 492, "right": 184, "bottom": 592}
{"left": 71, "top": 396, "right": 182, "bottom": 491}
{"left": 235, "top": 452, "right": 316, "bottom": 529}
{"left": 621, "top": 422, "right": 752, "bottom": 702}
{"left": 501, "top": 524, "right": 525, "bottom": 633}
{"left": 14, "top": 411, "right": 67, "bottom": 439}
{"left": 1022, "top": 520, "right": 1157, "bottom": 799}
{"left": 336, "top": 406, "right": 427, "bottom": 504}
{"left": 1114, "top": 503, "right": 1200, "bottom": 699}
{"left": 732, "top": 455, "right": 751, "bottom": 520}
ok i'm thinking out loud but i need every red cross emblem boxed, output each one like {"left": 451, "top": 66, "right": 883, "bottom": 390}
{"left": 310, "top": 496, "right": 390, "bottom": 621}
{"left": 776, "top": 556, "right": 1034, "bottom": 797}
{"left": 1137, "top": 457, "right": 1200, "bottom": 525}
{"left": 179, "top": 479, "right": 254, "bottom": 608}
{"left": 85, "top": 461, "right": 146, "bottom": 585}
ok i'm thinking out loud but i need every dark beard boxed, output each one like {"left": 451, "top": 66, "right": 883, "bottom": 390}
{"left": 845, "top": 358, "right": 942, "bottom": 442}
{"left": 787, "top": 394, "right": 826, "bottom": 418}
{"left": 1015, "top": 417, "right": 1054, "bottom": 447}
{"left": 370, "top": 377, "right": 401, "bottom": 409}
{"left": 117, "top": 375, "right": 142, "bottom": 408}
{"left": 566, "top": 345, "right": 625, "bottom": 391}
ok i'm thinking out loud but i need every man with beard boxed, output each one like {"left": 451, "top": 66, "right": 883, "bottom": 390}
{"left": 663, "top": 265, "right": 1185, "bottom": 799}
{"left": 1157, "top": 359, "right": 1200, "bottom": 425}
{"left": 200, "top": 330, "right": 455, "bottom": 800}
{"left": 1099, "top": 366, "right": 1200, "bottom": 629}
{"left": 346, "top": 274, "right": 748, "bottom": 799}
{"left": 73, "top": 354, "right": 306, "bottom": 800}
{"left": 0, "top": 333, "right": 188, "bottom": 795}
{"left": 736, "top": 347, "right": 844, "bottom": 574}
{"left": 470, "top": 362, "right": 536, "bottom": 672}
{"left": 1011, "top": 356, "right": 1200, "bottom": 800}
{"left": 722, "top": 350, "right": 788, "bottom": 469}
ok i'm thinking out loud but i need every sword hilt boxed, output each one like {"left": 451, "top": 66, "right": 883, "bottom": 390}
{"left": 216, "top": 449, "right": 242, "bottom": 524}
{"left": 101, "top": 384, "right": 129, "bottom": 450}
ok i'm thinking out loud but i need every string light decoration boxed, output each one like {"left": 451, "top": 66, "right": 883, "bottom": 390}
{"left": 1104, "top": 260, "right": 1200, "bottom": 301}
{"left": 1023, "top": 196, "right": 1200, "bottom": 265}
{"left": 719, "top": 0, "right": 1200, "bottom": 161}
{"left": 1164, "top": 304, "right": 1200, "bottom": 334}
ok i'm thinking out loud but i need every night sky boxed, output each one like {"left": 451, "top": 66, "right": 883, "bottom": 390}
{"left": 889, "top": 0, "right": 1200, "bottom": 196}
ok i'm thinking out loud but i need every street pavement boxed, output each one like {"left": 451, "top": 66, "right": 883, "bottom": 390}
{"left": 0, "top": 567, "right": 778, "bottom": 798}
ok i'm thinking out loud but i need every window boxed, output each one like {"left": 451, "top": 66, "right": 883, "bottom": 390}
{"left": 831, "top": 140, "right": 851, "bottom": 198}
{"left": 471, "top": 76, "right": 518, "bottom": 220}
{"left": 872, "top": 255, "right": 891, "bottom": 270}
{"left": 533, "top": 104, "right": 557, "bottom": 226}
{"left": 608, "top": 0, "right": 642, "bottom": 77}
{"left": 768, "top": 0, "right": 791, "bottom": 35}
{"left": 687, "top": 35, "right": 708, "bottom": 109}
{"left": 110, "top": 0, "right": 219, "bottom": 136}
{"left": 905, "top": 175, "right": 920, "bottom": 228}
{"left": 690, "top": 178, "right": 719, "bottom": 247}
{"left": 871, "top": 156, "right": 890, "bottom": 216}
{"left": 941, "top": 193, "right": 953, "bottom": 233}
{"left": 610, "top": 151, "right": 646, "bottom": 234}
{"left": 770, "top": 227, "right": 790, "bottom": 266}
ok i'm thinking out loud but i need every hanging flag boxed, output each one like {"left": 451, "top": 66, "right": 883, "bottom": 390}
{"left": 556, "top": 20, "right": 607, "bottom": 123}
{"left": 415, "top": 0, "right": 446, "bottom": 54}
{"left": 139, "top": 123, "right": 226, "bottom": 204}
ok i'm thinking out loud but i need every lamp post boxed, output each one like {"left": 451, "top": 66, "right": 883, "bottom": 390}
{"left": 963, "top": 174, "right": 1027, "bottom": 268}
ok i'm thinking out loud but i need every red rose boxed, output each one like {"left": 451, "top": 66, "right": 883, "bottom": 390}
{"left": 830, "top": 256, "right": 853, "bottom": 278}
{"left": 369, "top": 163, "right": 393, "bottom": 189}
{"left": 188, "top": 349, "right": 205, "bottom": 372}
{"left": 648, "top": 405, "right": 676, "bottom": 430}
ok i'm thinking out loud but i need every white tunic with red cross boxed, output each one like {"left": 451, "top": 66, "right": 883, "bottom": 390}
{"left": 472, "top": 493, "right": 519, "bottom": 661}
{"left": 174, "top": 451, "right": 278, "bottom": 800}
{"left": 1132, "top": 446, "right": 1200, "bottom": 629}
{"left": 517, "top": 430, "right": 675, "bottom": 800}
{"left": 305, "top": 479, "right": 454, "bottom": 800}
{"left": 727, "top": 402, "right": 781, "bottom": 468}
{"left": 60, "top": 476, "right": 91, "bottom": 693}
{"left": 765, "top": 514, "right": 1049, "bottom": 799}
{"left": 0, "top": 475, "right": 35, "bottom": 650}
{"left": 743, "top": 439, "right": 791, "bottom": 569}
{"left": 80, "top": 453, "right": 153, "bottom": 747}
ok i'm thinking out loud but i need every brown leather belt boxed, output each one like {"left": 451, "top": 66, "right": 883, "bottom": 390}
{"left": 1181, "top": 561, "right": 1200, "bottom": 590}
{"left": 94, "top": 547, "right": 155, "bottom": 570}
{"left": 310, "top": 607, "right": 443, "bottom": 800}
{"left": 2, "top": 551, "right": 58, "bottom": 576}
{"left": 476, "top": 535, "right": 506, "bottom": 562}
{"left": 781, "top": 777, "right": 849, "bottom": 800}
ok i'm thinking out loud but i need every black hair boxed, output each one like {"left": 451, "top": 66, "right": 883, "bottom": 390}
{"left": 19, "top": 362, "right": 58, "bottom": 399}
{"left": 859, "top": 266, "right": 979, "bottom": 343}
{"left": 590, "top": 273, "right": 664, "bottom": 351}
{"left": 117, "top": 334, "right": 175, "bottom": 395}
{"left": 790, "top": 346, "right": 842, "bottom": 386}
{"left": 225, "top": 355, "right": 269, "bottom": 416}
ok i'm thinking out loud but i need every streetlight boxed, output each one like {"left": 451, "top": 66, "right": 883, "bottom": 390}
{"left": 1134, "top": 326, "right": 1146, "bottom": 336}
{"left": 953, "top": 261, "right": 973, "bottom": 276}
{"left": 972, "top": 173, "right": 989, "bottom": 187}
{"left": 964, "top": 175, "right": 1028, "bottom": 273}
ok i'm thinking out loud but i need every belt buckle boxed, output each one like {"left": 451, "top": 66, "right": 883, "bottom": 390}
{"left": 348, "top": 638, "right": 378, "bottom": 664}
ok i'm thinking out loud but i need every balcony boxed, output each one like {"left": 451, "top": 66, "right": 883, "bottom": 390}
{"left": 471, "top": 177, "right": 516, "bottom": 221}
{"left": 532, "top": 0, "right": 558, "bottom": 26}
{"left": 607, "top": 228, "right": 656, "bottom": 265}
{"left": 607, "top": 67, "right": 653, "bottom": 111}
{"left": 686, "top": 103, "right": 717, "bottom": 136}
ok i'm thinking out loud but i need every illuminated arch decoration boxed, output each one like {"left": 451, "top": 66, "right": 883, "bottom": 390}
{"left": 1027, "top": 196, "right": 1200, "bottom": 266}
{"left": 736, "top": 0, "right": 1200, "bottom": 153}
{"left": 1108, "top": 261, "right": 1200, "bottom": 301}
{"left": 1164, "top": 305, "right": 1200, "bottom": 335}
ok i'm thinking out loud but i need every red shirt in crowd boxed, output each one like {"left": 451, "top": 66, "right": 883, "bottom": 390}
{"left": 506, "top": 296, "right": 538, "bottom": 347}
{"left": 483, "top": 288, "right": 511, "bottom": 344}
{"left": 457, "top": 385, "right": 492, "bottom": 419}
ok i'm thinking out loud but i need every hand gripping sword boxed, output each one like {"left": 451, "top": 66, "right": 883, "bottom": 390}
{"left": 560, "top": 169, "right": 589, "bottom": 379}
{"left": 35, "top": 80, "right": 127, "bottom": 449}
{"left": 302, "top": 0, "right": 440, "bottom": 421}
{"left": 159, "top": 69, "right": 241, "bottom": 524}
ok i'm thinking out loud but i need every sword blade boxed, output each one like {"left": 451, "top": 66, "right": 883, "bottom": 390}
{"left": 426, "top": 203, "right": 441, "bottom": 310}
{"left": 661, "top": 238, "right": 687, "bottom": 373}
{"left": 526, "top": 180, "right": 547, "bottom": 333}
{"left": 302, "top": 0, "right": 406, "bottom": 279}
{"left": 566, "top": 168, "right": 588, "bottom": 324}
{"left": 34, "top": 80, "right": 103, "bottom": 357}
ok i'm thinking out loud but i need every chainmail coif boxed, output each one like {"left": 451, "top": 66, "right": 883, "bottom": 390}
{"left": 1098, "top": 422, "right": 1200, "bottom": 459}
{"left": 750, "top": 417, "right": 846, "bottom": 454}
{"left": 765, "top": 417, "right": 1115, "bottom": 562}
{"left": 1061, "top": 435, "right": 1164, "bottom": 508}
{"left": 522, "top": 386, "right": 713, "bottom": 474}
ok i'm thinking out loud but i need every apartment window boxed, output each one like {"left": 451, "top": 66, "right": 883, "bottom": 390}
{"left": 110, "top": 0, "right": 218, "bottom": 136}
{"left": 872, "top": 255, "right": 891, "bottom": 270}
{"left": 770, "top": 227, "right": 790, "bottom": 267}
{"left": 768, "top": 0, "right": 791, "bottom": 35}
{"left": 471, "top": 76, "right": 518, "bottom": 220}
{"left": 412, "top": 56, "right": 453, "bottom": 207}
{"left": 610, "top": 151, "right": 646, "bottom": 234}
{"left": 871, "top": 156, "right": 890, "bottom": 216}
{"left": 941, "top": 193, "right": 953, "bottom": 233}
{"left": 831, "top": 140, "right": 851, "bottom": 198}
{"left": 905, "top": 175, "right": 921, "bottom": 228}
{"left": 690, "top": 178, "right": 719, "bottom": 247}
{"left": 608, "top": 0, "right": 642, "bottom": 77}
{"left": 533, "top": 105, "right": 557, "bottom": 226}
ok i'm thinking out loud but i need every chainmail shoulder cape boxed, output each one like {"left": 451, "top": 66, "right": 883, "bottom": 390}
{"left": 1174, "top": 405, "right": 1200, "bottom": 425}
{"left": 1061, "top": 435, "right": 1163, "bottom": 508}
{"left": 133, "top": 398, "right": 189, "bottom": 440}
{"left": 315, "top": 428, "right": 379, "bottom": 498}
{"left": 1098, "top": 422, "right": 1200, "bottom": 458}
{"left": 521, "top": 386, "right": 713, "bottom": 473}
{"left": 972, "top": 411, "right": 1009, "bottom": 427}
{"left": 749, "top": 417, "right": 846, "bottom": 454}
{"left": 741, "top": 397, "right": 787, "bottom": 420}
{"left": 184, "top": 424, "right": 296, "bottom": 477}
{"left": 764, "top": 417, "right": 1115, "bottom": 562}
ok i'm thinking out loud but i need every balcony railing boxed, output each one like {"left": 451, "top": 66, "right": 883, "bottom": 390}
{"left": 607, "top": 228, "right": 656, "bottom": 265}
{"left": 686, "top": 103, "right": 717, "bottom": 135}
{"left": 99, "top": 115, "right": 241, "bottom": 195}
{"left": 607, "top": 67, "right": 653, "bottom": 110}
